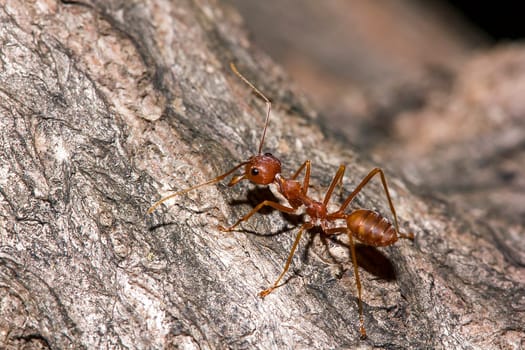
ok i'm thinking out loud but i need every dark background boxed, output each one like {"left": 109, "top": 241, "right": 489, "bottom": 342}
{"left": 447, "top": 1, "right": 525, "bottom": 39}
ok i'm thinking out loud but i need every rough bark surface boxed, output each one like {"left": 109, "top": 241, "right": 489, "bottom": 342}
{"left": 0, "top": 1, "right": 523, "bottom": 349}
{"left": 229, "top": 0, "right": 525, "bottom": 245}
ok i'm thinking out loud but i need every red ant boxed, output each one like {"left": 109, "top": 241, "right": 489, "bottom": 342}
{"left": 148, "top": 63, "right": 414, "bottom": 338}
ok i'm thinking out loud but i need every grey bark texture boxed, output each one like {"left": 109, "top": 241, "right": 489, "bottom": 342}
{"left": 0, "top": 1, "right": 523, "bottom": 349}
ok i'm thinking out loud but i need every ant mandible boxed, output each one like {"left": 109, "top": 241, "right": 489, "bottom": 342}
{"left": 148, "top": 63, "right": 414, "bottom": 338}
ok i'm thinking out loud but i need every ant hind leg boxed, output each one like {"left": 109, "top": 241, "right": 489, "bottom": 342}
{"left": 325, "top": 226, "right": 367, "bottom": 338}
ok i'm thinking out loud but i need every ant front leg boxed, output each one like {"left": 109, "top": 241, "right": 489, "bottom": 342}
{"left": 218, "top": 200, "right": 296, "bottom": 232}
{"left": 290, "top": 160, "right": 311, "bottom": 195}
{"left": 218, "top": 161, "right": 310, "bottom": 232}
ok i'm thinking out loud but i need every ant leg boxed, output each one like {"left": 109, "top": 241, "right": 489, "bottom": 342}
{"left": 218, "top": 200, "right": 296, "bottom": 232}
{"left": 290, "top": 160, "right": 311, "bottom": 195}
{"left": 259, "top": 222, "right": 313, "bottom": 298}
{"left": 334, "top": 168, "right": 414, "bottom": 240}
{"left": 325, "top": 226, "right": 367, "bottom": 338}
{"left": 348, "top": 230, "right": 367, "bottom": 338}
{"left": 322, "top": 165, "right": 346, "bottom": 206}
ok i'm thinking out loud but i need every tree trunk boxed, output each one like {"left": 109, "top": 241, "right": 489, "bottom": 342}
{"left": 0, "top": 1, "right": 523, "bottom": 349}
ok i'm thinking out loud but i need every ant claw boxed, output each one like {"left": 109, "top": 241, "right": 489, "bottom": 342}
{"left": 258, "top": 287, "right": 274, "bottom": 298}
{"left": 359, "top": 327, "right": 367, "bottom": 339}
{"left": 217, "top": 225, "right": 231, "bottom": 232}
{"left": 401, "top": 231, "right": 415, "bottom": 240}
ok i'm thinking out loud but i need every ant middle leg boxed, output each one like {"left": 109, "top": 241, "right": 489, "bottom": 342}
{"left": 259, "top": 222, "right": 313, "bottom": 298}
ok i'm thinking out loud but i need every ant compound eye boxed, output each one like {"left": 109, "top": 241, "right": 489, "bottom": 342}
{"left": 251, "top": 168, "right": 259, "bottom": 176}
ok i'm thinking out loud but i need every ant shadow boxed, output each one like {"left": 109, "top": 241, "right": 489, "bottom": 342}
{"left": 228, "top": 186, "right": 304, "bottom": 236}
{"left": 148, "top": 186, "right": 398, "bottom": 284}
{"left": 147, "top": 217, "right": 179, "bottom": 231}
{"left": 146, "top": 186, "right": 294, "bottom": 234}
{"left": 229, "top": 187, "right": 397, "bottom": 282}
{"left": 229, "top": 187, "right": 277, "bottom": 215}
{"left": 306, "top": 232, "right": 397, "bottom": 281}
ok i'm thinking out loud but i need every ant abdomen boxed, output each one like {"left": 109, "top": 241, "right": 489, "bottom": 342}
{"left": 347, "top": 209, "right": 398, "bottom": 247}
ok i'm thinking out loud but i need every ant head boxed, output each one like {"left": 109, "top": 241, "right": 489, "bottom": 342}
{"left": 228, "top": 153, "right": 281, "bottom": 186}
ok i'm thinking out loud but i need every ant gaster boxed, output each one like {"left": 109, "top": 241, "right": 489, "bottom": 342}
{"left": 148, "top": 63, "right": 414, "bottom": 338}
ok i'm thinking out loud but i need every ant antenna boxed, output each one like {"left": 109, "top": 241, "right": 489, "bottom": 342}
{"left": 147, "top": 160, "right": 248, "bottom": 214}
{"left": 230, "top": 63, "right": 272, "bottom": 155}
{"left": 147, "top": 64, "right": 274, "bottom": 215}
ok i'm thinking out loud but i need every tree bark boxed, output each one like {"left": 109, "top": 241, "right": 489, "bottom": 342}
{"left": 0, "top": 1, "right": 523, "bottom": 349}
